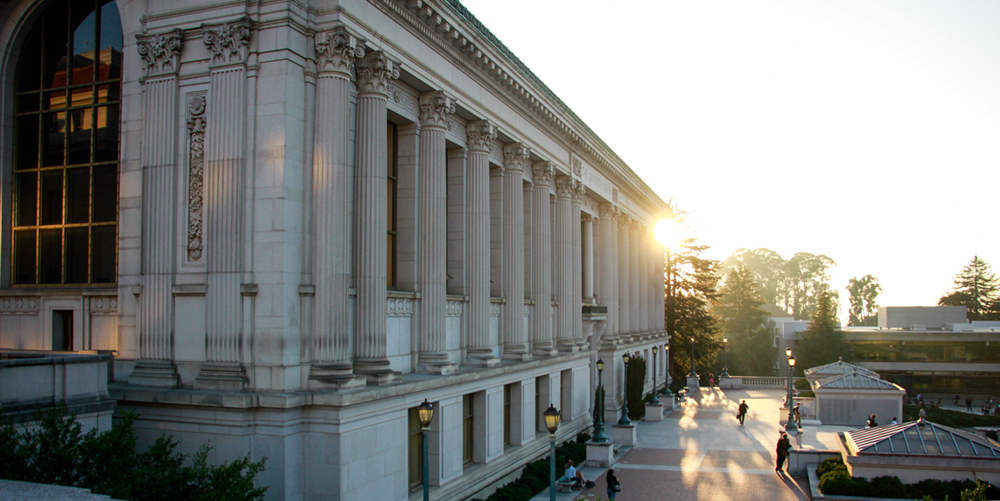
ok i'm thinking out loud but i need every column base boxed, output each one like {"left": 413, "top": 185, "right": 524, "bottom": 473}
{"left": 557, "top": 340, "right": 579, "bottom": 353}
{"left": 354, "top": 359, "right": 401, "bottom": 385}
{"left": 417, "top": 353, "right": 459, "bottom": 375}
{"left": 644, "top": 403, "right": 664, "bottom": 421}
{"left": 308, "top": 363, "right": 366, "bottom": 390}
{"left": 612, "top": 423, "right": 637, "bottom": 447}
{"left": 195, "top": 363, "right": 247, "bottom": 391}
{"left": 466, "top": 351, "right": 501, "bottom": 367}
{"left": 585, "top": 440, "right": 615, "bottom": 467}
{"left": 128, "top": 360, "right": 179, "bottom": 388}
{"left": 686, "top": 375, "right": 700, "bottom": 389}
{"left": 502, "top": 344, "right": 532, "bottom": 361}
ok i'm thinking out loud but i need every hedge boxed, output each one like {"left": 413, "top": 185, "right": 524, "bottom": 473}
{"left": 816, "top": 457, "right": 1000, "bottom": 500}
{"left": 472, "top": 433, "right": 589, "bottom": 501}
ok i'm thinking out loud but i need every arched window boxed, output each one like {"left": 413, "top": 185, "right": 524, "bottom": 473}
{"left": 12, "top": 0, "right": 122, "bottom": 286}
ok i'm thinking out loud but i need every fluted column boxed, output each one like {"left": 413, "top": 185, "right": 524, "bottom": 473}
{"left": 657, "top": 239, "right": 667, "bottom": 332}
{"left": 598, "top": 203, "right": 618, "bottom": 347}
{"left": 649, "top": 236, "right": 661, "bottom": 335}
{"left": 415, "top": 91, "right": 458, "bottom": 374}
{"left": 554, "top": 176, "right": 576, "bottom": 352}
{"left": 630, "top": 220, "right": 641, "bottom": 339}
{"left": 531, "top": 162, "right": 557, "bottom": 357}
{"left": 309, "top": 28, "right": 364, "bottom": 387}
{"left": 501, "top": 143, "right": 531, "bottom": 360}
{"left": 353, "top": 50, "right": 401, "bottom": 384}
{"left": 637, "top": 224, "right": 650, "bottom": 337}
{"left": 465, "top": 121, "right": 499, "bottom": 366}
{"left": 571, "top": 181, "right": 585, "bottom": 347}
{"left": 582, "top": 215, "right": 594, "bottom": 304}
{"left": 618, "top": 214, "right": 632, "bottom": 342}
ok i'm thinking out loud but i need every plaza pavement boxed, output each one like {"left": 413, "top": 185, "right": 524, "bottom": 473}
{"left": 531, "top": 386, "right": 857, "bottom": 501}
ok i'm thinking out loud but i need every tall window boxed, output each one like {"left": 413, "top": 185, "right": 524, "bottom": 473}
{"left": 462, "top": 394, "right": 473, "bottom": 465}
{"left": 386, "top": 123, "right": 397, "bottom": 288}
{"left": 503, "top": 384, "right": 512, "bottom": 446}
{"left": 408, "top": 406, "right": 423, "bottom": 490}
{"left": 13, "top": 0, "right": 122, "bottom": 286}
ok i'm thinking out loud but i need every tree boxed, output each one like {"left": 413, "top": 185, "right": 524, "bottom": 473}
{"left": 938, "top": 256, "right": 1000, "bottom": 320}
{"left": 846, "top": 275, "right": 882, "bottom": 326}
{"left": 720, "top": 249, "right": 837, "bottom": 320}
{"left": 664, "top": 206, "right": 723, "bottom": 382}
{"left": 796, "top": 290, "right": 851, "bottom": 373}
{"left": 714, "top": 264, "right": 776, "bottom": 376}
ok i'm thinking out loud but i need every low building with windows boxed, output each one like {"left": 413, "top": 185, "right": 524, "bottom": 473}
{"left": 0, "top": 0, "right": 670, "bottom": 499}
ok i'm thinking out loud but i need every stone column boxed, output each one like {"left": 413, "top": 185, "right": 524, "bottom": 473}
{"left": 657, "top": 239, "right": 667, "bottom": 332}
{"left": 501, "top": 143, "right": 531, "bottom": 360}
{"left": 465, "top": 121, "right": 499, "bottom": 366}
{"left": 572, "top": 181, "right": 585, "bottom": 347}
{"left": 582, "top": 215, "right": 594, "bottom": 304}
{"left": 630, "top": 220, "right": 642, "bottom": 339}
{"left": 649, "top": 236, "right": 662, "bottom": 335}
{"left": 637, "top": 224, "right": 649, "bottom": 338}
{"left": 353, "top": 50, "right": 401, "bottom": 384}
{"left": 129, "top": 29, "right": 183, "bottom": 388}
{"left": 416, "top": 91, "right": 459, "bottom": 375}
{"left": 618, "top": 214, "right": 631, "bottom": 342}
{"left": 598, "top": 203, "right": 618, "bottom": 347}
{"left": 308, "top": 28, "right": 365, "bottom": 388}
{"left": 554, "top": 176, "right": 576, "bottom": 352}
{"left": 531, "top": 162, "right": 557, "bottom": 357}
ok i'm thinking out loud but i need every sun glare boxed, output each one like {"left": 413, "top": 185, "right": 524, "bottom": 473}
{"left": 654, "top": 218, "right": 681, "bottom": 249}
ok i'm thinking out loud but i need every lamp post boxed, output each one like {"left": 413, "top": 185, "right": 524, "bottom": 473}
{"left": 544, "top": 405, "right": 561, "bottom": 501}
{"left": 417, "top": 399, "right": 435, "bottom": 501}
{"left": 661, "top": 343, "right": 672, "bottom": 396}
{"left": 650, "top": 346, "right": 660, "bottom": 404}
{"left": 688, "top": 337, "right": 697, "bottom": 377}
{"left": 618, "top": 352, "right": 631, "bottom": 425}
{"left": 785, "top": 355, "right": 798, "bottom": 434}
{"left": 593, "top": 359, "right": 608, "bottom": 443}
{"left": 783, "top": 346, "right": 792, "bottom": 409}
{"left": 721, "top": 337, "right": 730, "bottom": 377}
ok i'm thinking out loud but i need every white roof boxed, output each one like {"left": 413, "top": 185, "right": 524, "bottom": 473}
{"left": 805, "top": 358, "right": 879, "bottom": 379}
{"left": 845, "top": 420, "right": 1000, "bottom": 458}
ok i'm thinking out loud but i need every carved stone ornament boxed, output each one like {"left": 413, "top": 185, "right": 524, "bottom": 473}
{"left": 555, "top": 176, "right": 574, "bottom": 198}
{"left": 599, "top": 203, "right": 616, "bottom": 221}
{"left": 572, "top": 179, "right": 587, "bottom": 203}
{"left": 612, "top": 187, "right": 619, "bottom": 203}
{"left": 315, "top": 27, "right": 365, "bottom": 75}
{"left": 187, "top": 95, "right": 206, "bottom": 261}
{"left": 502, "top": 143, "right": 530, "bottom": 172}
{"left": 355, "top": 50, "right": 400, "bottom": 96}
{"left": 572, "top": 157, "right": 582, "bottom": 177}
{"left": 532, "top": 161, "right": 555, "bottom": 186}
{"left": 418, "top": 91, "right": 456, "bottom": 128}
{"left": 136, "top": 29, "right": 183, "bottom": 75}
{"left": 466, "top": 120, "right": 497, "bottom": 152}
{"left": 202, "top": 19, "right": 252, "bottom": 64}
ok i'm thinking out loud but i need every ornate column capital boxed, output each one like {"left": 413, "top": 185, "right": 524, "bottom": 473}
{"left": 599, "top": 202, "right": 616, "bottom": 221}
{"left": 136, "top": 29, "right": 183, "bottom": 76}
{"left": 315, "top": 27, "right": 365, "bottom": 75}
{"left": 502, "top": 143, "right": 530, "bottom": 172}
{"left": 532, "top": 161, "right": 555, "bottom": 186}
{"left": 356, "top": 50, "right": 401, "bottom": 96}
{"left": 466, "top": 120, "right": 497, "bottom": 152}
{"left": 555, "top": 175, "right": 573, "bottom": 198}
{"left": 572, "top": 179, "right": 586, "bottom": 203}
{"left": 419, "top": 91, "right": 457, "bottom": 128}
{"left": 202, "top": 18, "right": 252, "bottom": 64}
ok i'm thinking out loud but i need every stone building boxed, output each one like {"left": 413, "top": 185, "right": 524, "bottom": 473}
{"left": 0, "top": 0, "right": 670, "bottom": 499}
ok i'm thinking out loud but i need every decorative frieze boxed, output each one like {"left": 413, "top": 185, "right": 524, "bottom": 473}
{"left": 0, "top": 297, "right": 39, "bottom": 315}
{"left": 202, "top": 19, "right": 252, "bottom": 64}
{"left": 445, "top": 300, "right": 463, "bottom": 317}
{"left": 387, "top": 298, "right": 414, "bottom": 317}
{"left": 388, "top": 83, "right": 419, "bottom": 115}
{"left": 186, "top": 95, "right": 206, "bottom": 261}
{"left": 315, "top": 27, "right": 365, "bottom": 74}
{"left": 136, "top": 29, "right": 183, "bottom": 75}
{"left": 89, "top": 296, "right": 119, "bottom": 315}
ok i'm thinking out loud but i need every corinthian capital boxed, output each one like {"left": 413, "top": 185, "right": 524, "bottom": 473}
{"left": 599, "top": 203, "right": 616, "bottom": 221}
{"left": 136, "top": 29, "right": 183, "bottom": 76}
{"left": 419, "top": 91, "right": 456, "bottom": 128}
{"left": 555, "top": 176, "right": 573, "bottom": 198}
{"left": 532, "top": 162, "right": 555, "bottom": 186}
{"left": 466, "top": 120, "right": 497, "bottom": 152}
{"left": 356, "top": 50, "right": 401, "bottom": 96}
{"left": 572, "top": 180, "right": 586, "bottom": 203}
{"left": 202, "top": 18, "right": 252, "bottom": 64}
{"left": 315, "top": 27, "right": 365, "bottom": 75}
{"left": 502, "top": 143, "right": 530, "bottom": 172}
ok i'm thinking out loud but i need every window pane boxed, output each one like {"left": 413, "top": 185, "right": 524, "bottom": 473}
{"left": 96, "top": 83, "right": 118, "bottom": 104}
{"left": 66, "top": 167, "right": 89, "bottom": 223}
{"left": 18, "top": 93, "right": 40, "bottom": 113}
{"left": 92, "top": 164, "right": 116, "bottom": 222}
{"left": 70, "top": 3, "right": 97, "bottom": 85}
{"left": 17, "top": 25, "right": 42, "bottom": 92}
{"left": 15, "top": 172, "right": 38, "bottom": 227}
{"left": 66, "top": 226, "right": 88, "bottom": 283}
{"left": 42, "top": 8, "right": 69, "bottom": 89}
{"left": 98, "top": 1, "right": 123, "bottom": 81}
{"left": 16, "top": 115, "right": 39, "bottom": 169}
{"left": 68, "top": 108, "right": 92, "bottom": 165}
{"left": 94, "top": 105, "right": 118, "bottom": 162}
{"left": 91, "top": 225, "right": 115, "bottom": 283}
{"left": 39, "top": 228, "right": 62, "bottom": 284}
{"left": 71, "top": 86, "right": 94, "bottom": 107}
{"left": 40, "top": 170, "right": 63, "bottom": 225}
{"left": 42, "top": 111, "right": 65, "bottom": 166}
{"left": 13, "top": 230, "right": 36, "bottom": 285}
{"left": 45, "top": 90, "right": 67, "bottom": 110}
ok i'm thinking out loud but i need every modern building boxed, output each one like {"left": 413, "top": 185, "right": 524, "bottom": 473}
{"left": 0, "top": 0, "right": 670, "bottom": 499}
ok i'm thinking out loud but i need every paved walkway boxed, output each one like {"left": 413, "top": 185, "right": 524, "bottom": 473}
{"left": 532, "top": 387, "right": 854, "bottom": 501}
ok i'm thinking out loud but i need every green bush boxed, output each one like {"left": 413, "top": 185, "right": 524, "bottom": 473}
{"left": 626, "top": 355, "right": 647, "bottom": 421}
{"left": 870, "top": 475, "right": 906, "bottom": 499}
{"left": 794, "top": 378, "right": 811, "bottom": 390}
{"left": 0, "top": 406, "right": 267, "bottom": 501}
{"left": 816, "top": 460, "right": 1000, "bottom": 500}
{"left": 797, "top": 390, "right": 815, "bottom": 398}
{"left": 815, "top": 456, "right": 846, "bottom": 478}
{"left": 475, "top": 434, "right": 589, "bottom": 501}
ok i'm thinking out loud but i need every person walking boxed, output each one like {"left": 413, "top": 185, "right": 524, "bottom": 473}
{"left": 708, "top": 373, "right": 715, "bottom": 388}
{"left": 775, "top": 432, "right": 791, "bottom": 474}
{"left": 955, "top": 394, "right": 961, "bottom": 407}
{"left": 866, "top": 414, "right": 878, "bottom": 428}
{"left": 738, "top": 400, "right": 749, "bottom": 425}
{"left": 606, "top": 469, "right": 621, "bottom": 500}
{"left": 967, "top": 397, "right": 973, "bottom": 412}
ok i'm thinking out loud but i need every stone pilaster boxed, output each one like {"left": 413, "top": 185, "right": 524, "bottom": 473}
{"left": 598, "top": 203, "right": 619, "bottom": 347}
{"left": 630, "top": 220, "right": 641, "bottom": 339}
{"left": 637, "top": 224, "right": 649, "bottom": 337}
{"left": 554, "top": 176, "right": 576, "bottom": 352}
{"left": 501, "top": 143, "right": 531, "bottom": 360}
{"left": 618, "top": 213, "right": 631, "bottom": 342}
{"left": 582, "top": 215, "right": 594, "bottom": 304}
{"left": 648, "top": 235, "right": 661, "bottom": 335}
{"left": 530, "top": 162, "right": 556, "bottom": 357}
{"left": 417, "top": 91, "right": 458, "bottom": 375}
{"left": 656, "top": 239, "right": 667, "bottom": 332}
{"left": 353, "top": 50, "right": 401, "bottom": 384}
{"left": 309, "top": 28, "right": 365, "bottom": 388}
{"left": 465, "top": 121, "right": 499, "bottom": 366}
{"left": 572, "top": 181, "right": 585, "bottom": 347}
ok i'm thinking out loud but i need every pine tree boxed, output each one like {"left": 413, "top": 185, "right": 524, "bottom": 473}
{"left": 796, "top": 290, "right": 851, "bottom": 373}
{"left": 938, "top": 256, "right": 1000, "bottom": 320}
{"left": 715, "top": 264, "right": 775, "bottom": 376}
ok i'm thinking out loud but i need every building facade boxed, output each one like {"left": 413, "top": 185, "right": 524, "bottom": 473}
{"left": 0, "top": 0, "right": 670, "bottom": 499}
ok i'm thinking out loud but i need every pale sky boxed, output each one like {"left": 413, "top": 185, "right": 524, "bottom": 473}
{"left": 459, "top": 0, "right": 1000, "bottom": 322}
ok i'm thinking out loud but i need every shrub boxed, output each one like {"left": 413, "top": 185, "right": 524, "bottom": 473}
{"left": 798, "top": 390, "right": 815, "bottom": 398}
{"left": 479, "top": 433, "right": 589, "bottom": 501}
{"left": 815, "top": 456, "right": 845, "bottom": 478}
{"left": 794, "top": 378, "right": 811, "bottom": 390}
{"left": 870, "top": 475, "right": 906, "bottom": 499}
{"left": 626, "top": 355, "right": 647, "bottom": 421}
